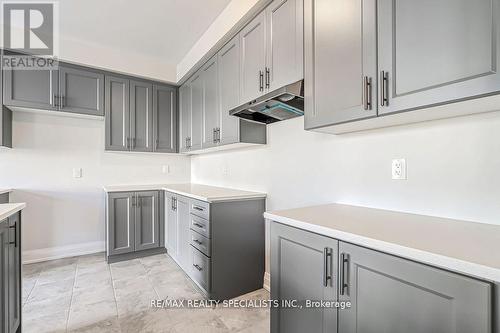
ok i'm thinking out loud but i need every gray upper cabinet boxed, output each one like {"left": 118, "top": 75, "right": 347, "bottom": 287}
{"left": 202, "top": 56, "right": 219, "bottom": 149}
{"left": 105, "top": 75, "right": 130, "bottom": 151}
{"left": 377, "top": 0, "right": 500, "bottom": 115}
{"left": 135, "top": 191, "right": 159, "bottom": 251}
{"left": 304, "top": 0, "right": 377, "bottom": 129}
{"left": 240, "top": 11, "right": 267, "bottom": 102}
{"left": 179, "top": 83, "right": 192, "bottom": 153}
{"left": 271, "top": 222, "right": 338, "bottom": 333}
{"left": 218, "top": 36, "right": 241, "bottom": 145}
{"left": 0, "top": 58, "right": 13, "bottom": 148}
{"left": 130, "top": 80, "right": 153, "bottom": 152}
{"left": 153, "top": 85, "right": 177, "bottom": 153}
{"left": 58, "top": 65, "right": 105, "bottom": 116}
{"left": 107, "top": 192, "right": 135, "bottom": 256}
{"left": 190, "top": 74, "right": 203, "bottom": 151}
{"left": 265, "top": 0, "right": 304, "bottom": 91}
{"left": 338, "top": 241, "right": 492, "bottom": 333}
{"left": 3, "top": 68, "right": 58, "bottom": 110}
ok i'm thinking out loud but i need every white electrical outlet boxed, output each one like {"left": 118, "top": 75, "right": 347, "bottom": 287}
{"left": 392, "top": 159, "right": 407, "bottom": 180}
{"left": 222, "top": 165, "right": 229, "bottom": 176}
{"left": 72, "top": 168, "right": 83, "bottom": 178}
{"left": 162, "top": 165, "right": 170, "bottom": 174}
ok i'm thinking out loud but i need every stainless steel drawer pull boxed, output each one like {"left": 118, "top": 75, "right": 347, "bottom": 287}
{"left": 193, "top": 239, "right": 202, "bottom": 245}
{"left": 193, "top": 264, "right": 202, "bottom": 271}
{"left": 193, "top": 206, "right": 204, "bottom": 211}
{"left": 193, "top": 222, "right": 204, "bottom": 228}
{"left": 340, "top": 253, "right": 350, "bottom": 295}
{"left": 380, "top": 71, "right": 389, "bottom": 107}
{"left": 9, "top": 224, "right": 17, "bottom": 248}
{"left": 363, "top": 76, "right": 372, "bottom": 110}
{"left": 259, "top": 70, "right": 264, "bottom": 92}
{"left": 323, "top": 247, "right": 332, "bottom": 287}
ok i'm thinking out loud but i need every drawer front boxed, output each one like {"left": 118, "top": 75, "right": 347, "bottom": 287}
{"left": 190, "top": 214, "right": 210, "bottom": 238}
{"left": 191, "top": 246, "right": 211, "bottom": 292}
{"left": 190, "top": 230, "right": 211, "bottom": 257}
{"left": 190, "top": 199, "right": 210, "bottom": 220}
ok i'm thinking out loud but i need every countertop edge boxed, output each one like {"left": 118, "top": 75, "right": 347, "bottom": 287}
{"left": 0, "top": 203, "right": 26, "bottom": 221}
{"left": 264, "top": 212, "right": 500, "bottom": 284}
{"left": 0, "top": 189, "right": 13, "bottom": 195}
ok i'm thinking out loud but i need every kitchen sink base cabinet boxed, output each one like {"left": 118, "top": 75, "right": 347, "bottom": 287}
{"left": 271, "top": 222, "right": 496, "bottom": 333}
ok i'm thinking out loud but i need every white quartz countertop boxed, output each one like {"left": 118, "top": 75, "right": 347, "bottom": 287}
{"left": 0, "top": 203, "right": 26, "bottom": 221}
{"left": 103, "top": 183, "right": 266, "bottom": 203}
{"left": 264, "top": 203, "right": 500, "bottom": 283}
{"left": 0, "top": 189, "right": 12, "bottom": 195}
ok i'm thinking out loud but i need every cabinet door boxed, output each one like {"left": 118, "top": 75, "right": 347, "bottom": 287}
{"left": 179, "top": 84, "right": 192, "bottom": 153}
{"left": 271, "top": 223, "right": 338, "bottom": 333}
{"left": 266, "top": 0, "right": 303, "bottom": 91}
{"left": 107, "top": 192, "right": 135, "bottom": 256}
{"left": 7, "top": 213, "right": 20, "bottom": 333}
{"left": 218, "top": 36, "right": 241, "bottom": 145}
{"left": 378, "top": 0, "right": 500, "bottom": 115}
{"left": 202, "top": 56, "right": 219, "bottom": 149}
{"left": 338, "top": 242, "right": 492, "bottom": 333}
{"left": 153, "top": 85, "right": 177, "bottom": 153}
{"left": 3, "top": 68, "right": 58, "bottom": 110}
{"left": 105, "top": 76, "right": 130, "bottom": 151}
{"left": 240, "top": 11, "right": 267, "bottom": 102}
{"left": 135, "top": 191, "right": 160, "bottom": 251}
{"left": 130, "top": 80, "right": 154, "bottom": 152}
{"left": 304, "top": 0, "right": 377, "bottom": 129}
{"left": 0, "top": 221, "right": 8, "bottom": 333}
{"left": 190, "top": 74, "right": 203, "bottom": 151}
{"left": 176, "top": 196, "right": 191, "bottom": 271}
{"left": 59, "top": 65, "right": 105, "bottom": 116}
{"left": 166, "top": 193, "right": 178, "bottom": 258}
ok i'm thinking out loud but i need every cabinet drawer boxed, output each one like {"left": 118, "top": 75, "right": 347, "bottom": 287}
{"left": 190, "top": 214, "right": 210, "bottom": 238}
{"left": 191, "top": 246, "right": 211, "bottom": 292}
{"left": 190, "top": 199, "right": 210, "bottom": 220}
{"left": 190, "top": 230, "right": 211, "bottom": 257}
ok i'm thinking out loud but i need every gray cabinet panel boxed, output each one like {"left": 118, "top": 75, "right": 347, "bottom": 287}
{"left": 266, "top": 0, "right": 303, "bottom": 91}
{"left": 271, "top": 222, "right": 338, "bottom": 333}
{"left": 105, "top": 76, "right": 130, "bottom": 151}
{"left": 338, "top": 241, "right": 492, "bottom": 333}
{"left": 240, "top": 11, "right": 267, "bottom": 102}
{"left": 304, "top": 0, "right": 377, "bottom": 129}
{"left": 190, "top": 246, "right": 211, "bottom": 292}
{"left": 59, "top": 65, "right": 104, "bottom": 116}
{"left": 166, "top": 193, "right": 178, "bottom": 258}
{"left": 7, "top": 213, "right": 20, "bottom": 333}
{"left": 218, "top": 36, "right": 241, "bottom": 145}
{"left": 0, "top": 221, "right": 8, "bottom": 333}
{"left": 135, "top": 191, "right": 159, "bottom": 251}
{"left": 179, "top": 84, "right": 192, "bottom": 153}
{"left": 190, "top": 74, "right": 203, "bottom": 151}
{"left": 0, "top": 57, "right": 12, "bottom": 148}
{"left": 378, "top": 0, "right": 500, "bottom": 115}
{"left": 3, "top": 68, "right": 58, "bottom": 110}
{"left": 153, "top": 85, "right": 177, "bottom": 153}
{"left": 130, "top": 80, "right": 153, "bottom": 152}
{"left": 176, "top": 196, "right": 191, "bottom": 271}
{"left": 108, "top": 192, "right": 135, "bottom": 256}
{"left": 202, "top": 56, "right": 219, "bottom": 149}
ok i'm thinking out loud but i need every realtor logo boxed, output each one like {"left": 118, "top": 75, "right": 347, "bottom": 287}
{"left": 1, "top": 1, "right": 58, "bottom": 69}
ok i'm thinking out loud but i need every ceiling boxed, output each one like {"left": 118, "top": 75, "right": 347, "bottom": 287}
{"left": 57, "top": 0, "right": 233, "bottom": 81}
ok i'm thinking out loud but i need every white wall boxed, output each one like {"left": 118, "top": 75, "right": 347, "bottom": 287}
{"left": 0, "top": 111, "right": 191, "bottom": 262}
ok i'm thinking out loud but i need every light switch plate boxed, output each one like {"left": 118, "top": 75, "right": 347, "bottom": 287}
{"left": 73, "top": 168, "right": 83, "bottom": 178}
{"left": 392, "top": 159, "right": 407, "bottom": 180}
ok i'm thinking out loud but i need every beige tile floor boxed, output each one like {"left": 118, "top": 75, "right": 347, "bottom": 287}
{"left": 22, "top": 253, "right": 270, "bottom": 333}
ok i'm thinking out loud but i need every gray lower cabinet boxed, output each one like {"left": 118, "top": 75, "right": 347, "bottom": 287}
{"left": 1, "top": 211, "right": 22, "bottom": 333}
{"left": 106, "top": 191, "right": 162, "bottom": 262}
{"left": 270, "top": 222, "right": 338, "bottom": 333}
{"left": 58, "top": 65, "right": 105, "bottom": 116}
{"left": 304, "top": 0, "right": 377, "bottom": 129}
{"left": 165, "top": 191, "right": 265, "bottom": 300}
{"left": 270, "top": 222, "right": 493, "bottom": 333}
{"left": 378, "top": 0, "right": 500, "bottom": 115}
{"left": 153, "top": 85, "right": 177, "bottom": 153}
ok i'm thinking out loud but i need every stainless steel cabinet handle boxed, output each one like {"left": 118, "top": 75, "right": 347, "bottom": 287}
{"left": 265, "top": 67, "right": 270, "bottom": 89}
{"left": 259, "top": 70, "right": 264, "bottom": 92}
{"left": 213, "top": 128, "right": 216, "bottom": 143}
{"left": 339, "top": 253, "right": 350, "bottom": 295}
{"left": 9, "top": 224, "right": 17, "bottom": 248}
{"left": 193, "top": 206, "right": 204, "bottom": 211}
{"left": 193, "top": 264, "right": 202, "bottom": 271}
{"left": 363, "top": 76, "right": 373, "bottom": 110}
{"left": 323, "top": 248, "right": 332, "bottom": 287}
{"left": 217, "top": 128, "right": 220, "bottom": 143}
{"left": 61, "top": 95, "right": 65, "bottom": 108}
{"left": 193, "top": 222, "right": 204, "bottom": 228}
{"left": 193, "top": 239, "right": 202, "bottom": 245}
{"left": 380, "top": 71, "right": 389, "bottom": 107}
{"left": 174, "top": 198, "right": 177, "bottom": 211}
{"left": 53, "top": 94, "right": 59, "bottom": 108}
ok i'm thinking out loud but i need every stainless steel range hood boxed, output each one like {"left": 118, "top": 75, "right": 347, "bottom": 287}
{"left": 230, "top": 80, "right": 304, "bottom": 124}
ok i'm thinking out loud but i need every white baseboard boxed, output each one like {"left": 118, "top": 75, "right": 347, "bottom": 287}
{"left": 22, "top": 241, "right": 105, "bottom": 264}
{"left": 263, "top": 271, "right": 270, "bottom": 291}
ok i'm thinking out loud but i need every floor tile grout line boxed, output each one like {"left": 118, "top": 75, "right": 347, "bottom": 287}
{"left": 108, "top": 260, "right": 123, "bottom": 332}
{"left": 65, "top": 262, "right": 79, "bottom": 332}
